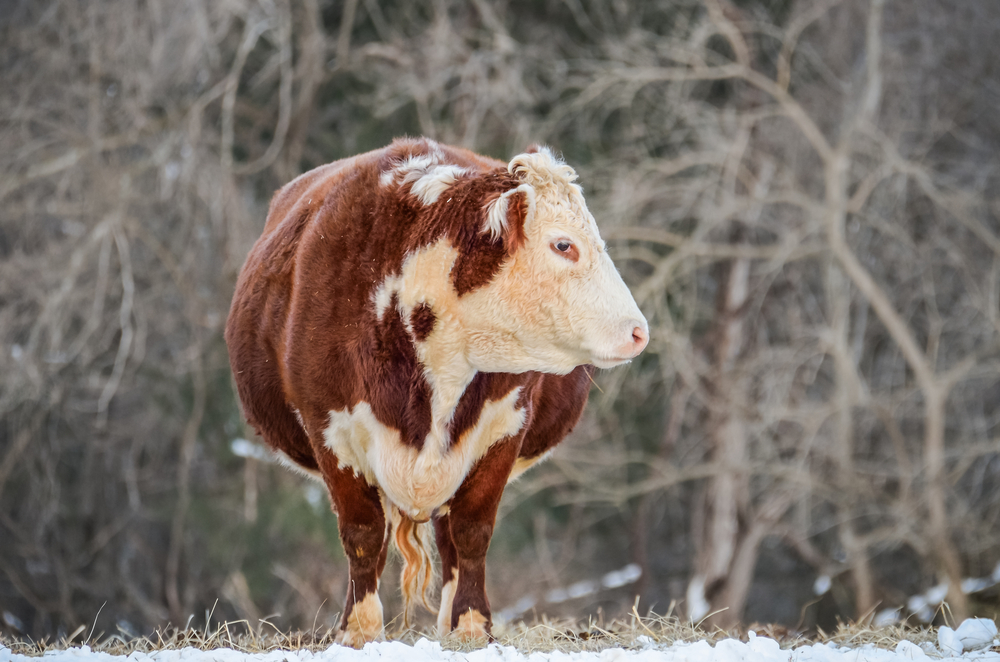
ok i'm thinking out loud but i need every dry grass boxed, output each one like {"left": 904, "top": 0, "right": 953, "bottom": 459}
{"left": 0, "top": 608, "right": 948, "bottom": 657}
{"left": 0, "top": 619, "right": 343, "bottom": 657}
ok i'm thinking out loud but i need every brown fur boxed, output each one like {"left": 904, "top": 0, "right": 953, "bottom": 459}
{"left": 226, "top": 138, "right": 596, "bottom": 643}
{"left": 409, "top": 303, "right": 436, "bottom": 342}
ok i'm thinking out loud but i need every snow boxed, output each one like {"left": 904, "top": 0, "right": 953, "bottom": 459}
{"left": 601, "top": 565, "right": 643, "bottom": 590}
{"left": 874, "top": 609, "right": 904, "bottom": 628}
{"left": 229, "top": 439, "right": 273, "bottom": 463}
{"left": 812, "top": 576, "right": 832, "bottom": 596}
{"left": 897, "top": 564, "right": 1000, "bottom": 625}
{"left": 4, "top": 620, "right": 998, "bottom": 662}
{"left": 939, "top": 620, "right": 999, "bottom": 656}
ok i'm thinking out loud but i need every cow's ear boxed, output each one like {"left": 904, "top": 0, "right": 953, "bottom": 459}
{"left": 483, "top": 184, "right": 535, "bottom": 255}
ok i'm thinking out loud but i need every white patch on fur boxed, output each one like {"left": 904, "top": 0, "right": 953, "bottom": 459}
{"left": 379, "top": 153, "right": 438, "bottom": 188}
{"left": 507, "top": 448, "right": 554, "bottom": 483}
{"left": 438, "top": 575, "right": 458, "bottom": 635}
{"left": 369, "top": 239, "right": 455, "bottom": 333}
{"left": 371, "top": 275, "right": 402, "bottom": 321}
{"left": 336, "top": 591, "right": 384, "bottom": 648}
{"left": 409, "top": 165, "right": 467, "bottom": 205}
{"left": 483, "top": 184, "right": 536, "bottom": 240}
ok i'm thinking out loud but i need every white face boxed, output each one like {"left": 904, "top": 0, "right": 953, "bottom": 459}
{"left": 460, "top": 152, "right": 649, "bottom": 374}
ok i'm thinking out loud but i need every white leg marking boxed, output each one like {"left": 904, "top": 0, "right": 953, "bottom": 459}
{"left": 437, "top": 574, "right": 458, "bottom": 636}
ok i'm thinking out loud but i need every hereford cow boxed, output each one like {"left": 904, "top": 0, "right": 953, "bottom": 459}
{"left": 225, "top": 138, "right": 647, "bottom": 646}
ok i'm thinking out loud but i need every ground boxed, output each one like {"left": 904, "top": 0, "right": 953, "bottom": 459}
{"left": 2, "top": 618, "right": 999, "bottom": 662}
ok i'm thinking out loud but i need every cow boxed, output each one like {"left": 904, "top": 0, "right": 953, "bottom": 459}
{"left": 224, "top": 137, "right": 648, "bottom": 647}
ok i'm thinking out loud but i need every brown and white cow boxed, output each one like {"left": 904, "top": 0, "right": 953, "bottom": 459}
{"left": 225, "top": 138, "right": 647, "bottom": 647}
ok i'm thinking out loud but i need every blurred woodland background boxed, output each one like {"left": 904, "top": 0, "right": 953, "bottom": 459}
{"left": 3, "top": 0, "right": 1000, "bottom": 641}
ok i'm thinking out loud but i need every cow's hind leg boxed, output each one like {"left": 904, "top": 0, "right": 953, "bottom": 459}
{"left": 315, "top": 452, "right": 388, "bottom": 648}
{"left": 444, "top": 435, "right": 521, "bottom": 640}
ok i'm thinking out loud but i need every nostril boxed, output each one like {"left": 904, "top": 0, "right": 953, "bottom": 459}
{"left": 632, "top": 326, "right": 647, "bottom": 345}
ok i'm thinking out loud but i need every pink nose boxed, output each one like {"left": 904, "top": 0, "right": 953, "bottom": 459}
{"left": 613, "top": 321, "right": 648, "bottom": 360}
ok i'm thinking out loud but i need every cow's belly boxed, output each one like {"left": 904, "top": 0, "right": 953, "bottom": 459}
{"left": 322, "top": 388, "right": 526, "bottom": 520}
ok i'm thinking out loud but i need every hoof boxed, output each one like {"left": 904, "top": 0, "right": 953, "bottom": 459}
{"left": 335, "top": 627, "right": 382, "bottom": 649}
{"left": 336, "top": 592, "right": 384, "bottom": 648}
{"left": 453, "top": 609, "right": 490, "bottom": 642}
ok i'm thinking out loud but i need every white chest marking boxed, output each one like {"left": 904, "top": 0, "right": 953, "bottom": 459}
{"left": 323, "top": 389, "right": 525, "bottom": 519}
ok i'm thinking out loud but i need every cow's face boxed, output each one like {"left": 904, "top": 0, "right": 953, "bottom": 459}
{"left": 461, "top": 149, "right": 648, "bottom": 374}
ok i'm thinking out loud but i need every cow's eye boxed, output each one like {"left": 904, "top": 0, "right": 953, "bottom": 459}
{"left": 550, "top": 240, "right": 579, "bottom": 262}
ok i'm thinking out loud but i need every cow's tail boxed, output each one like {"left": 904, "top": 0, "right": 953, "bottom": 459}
{"left": 389, "top": 506, "right": 437, "bottom": 627}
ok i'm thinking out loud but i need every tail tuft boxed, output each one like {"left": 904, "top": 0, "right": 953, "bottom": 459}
{"left": 390, "top": 507, "right": 437, "bottom": 627}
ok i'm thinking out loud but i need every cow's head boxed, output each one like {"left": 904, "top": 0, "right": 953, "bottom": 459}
{"left": 459, "top": 147, "right": 648, "bottom": 374}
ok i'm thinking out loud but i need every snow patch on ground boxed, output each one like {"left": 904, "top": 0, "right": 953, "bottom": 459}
{"left": 4, "top": 620, "right": 1000, "bottom": 662}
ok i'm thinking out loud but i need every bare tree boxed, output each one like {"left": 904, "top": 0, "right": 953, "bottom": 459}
{"left": 527, "top": 0, "right": 1000, "bottom": 626}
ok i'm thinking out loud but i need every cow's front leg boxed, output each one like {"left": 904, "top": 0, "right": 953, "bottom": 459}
{"left": 317, "top": 452, "right": 389, "bottom": 648}
{"left": 443, "top": 435, "right": 522, "bottom": 640}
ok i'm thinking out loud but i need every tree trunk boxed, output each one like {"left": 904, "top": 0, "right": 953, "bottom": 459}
{"left": 694, "top": 253, "right": 751, "bottom": 629}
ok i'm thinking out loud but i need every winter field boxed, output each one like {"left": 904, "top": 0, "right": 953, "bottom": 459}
{"left": 3, "top": 618, "right": 998, "bottom": 662}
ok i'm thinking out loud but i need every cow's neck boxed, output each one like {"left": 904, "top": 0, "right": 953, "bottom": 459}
{"left": 391, "top": 237, "right": 490, "bottom": 454}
